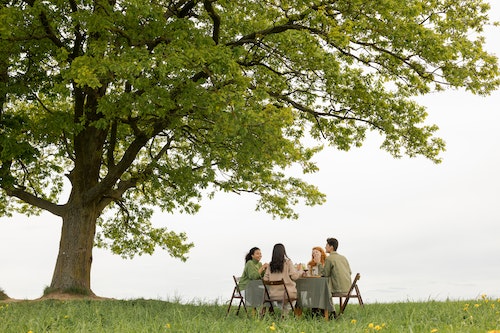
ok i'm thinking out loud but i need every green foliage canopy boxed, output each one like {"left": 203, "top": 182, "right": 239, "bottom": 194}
{"left": 0, "top": 0, "right": 498, "bottom": 259}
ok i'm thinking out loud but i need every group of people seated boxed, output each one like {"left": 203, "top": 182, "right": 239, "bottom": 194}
{"left": 238, "top": 238, "right": 352, "bottom": 306}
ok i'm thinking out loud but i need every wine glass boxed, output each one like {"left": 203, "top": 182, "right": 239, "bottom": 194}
{"left": 301, "top": 263, "right": 308, "bottom": 277}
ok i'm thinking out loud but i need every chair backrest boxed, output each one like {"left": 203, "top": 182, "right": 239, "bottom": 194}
{"left": 333, "top": 272, "right": 363, "bottom": 318}
{"left": 232, "top": 275, "right": 243, "bottom": 297}
{"left": 351, "top": 273, "right": 362, "bottom": 302}
{"left": 347, "top": 273, "right": 360, "bottom": 295}
{"left": 262, "top": 278, "right": 295, "bottom": 313}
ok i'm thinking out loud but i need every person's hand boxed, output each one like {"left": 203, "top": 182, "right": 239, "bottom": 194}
{"left": 262, "top": 263, "right": 269, "bottom": 270}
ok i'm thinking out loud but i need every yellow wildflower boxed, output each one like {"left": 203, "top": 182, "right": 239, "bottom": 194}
{"left": 351, "top": 319, "right": 357, "bottom": 324}
{"left": 430, "top": 329, "right": 438, "bottom": 333}
{"left": 474, "top": 303, "right": 480, "bottom": 308}
{"left": 269, "top": 322, "right": 276, "bottom": 331}
{"left": 375, "top": 325, "right": 382, "bottom": 331}
{"left": 368, "top": 323, "right": 375, "bottom": 328}
{"left": 487, "top": 331, "right": 500, "bottom": 333}
{"left": 165, "top": 323, "right": 171, "bottom": 329}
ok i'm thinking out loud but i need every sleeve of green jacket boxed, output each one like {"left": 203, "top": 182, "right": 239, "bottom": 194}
{"left": 317, "top": 263, "right": 325, "bottom": 276}
{"left": 322, "top": 260, "right": 331, "bottom": 277}
{"left": 246, "top": 260, "right": 263, "bottom": 280}
{"left": 238, "top": 260, "right": 263, "bottom": 290}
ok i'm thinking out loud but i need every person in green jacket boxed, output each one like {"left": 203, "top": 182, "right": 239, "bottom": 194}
{"left": 238, "top": 247, "right": 269, "bottom": 291}
{"left": 323, "top": 238, "right": 352, "bottom": 294}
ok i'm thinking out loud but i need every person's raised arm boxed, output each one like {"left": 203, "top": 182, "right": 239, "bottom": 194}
{"left": 288, "top": 260, "right": 303, "bottom": 280}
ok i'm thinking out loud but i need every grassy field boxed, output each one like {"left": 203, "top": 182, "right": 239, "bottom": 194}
{"left": 1, "top": 294, "right": 499, "bottom": 332}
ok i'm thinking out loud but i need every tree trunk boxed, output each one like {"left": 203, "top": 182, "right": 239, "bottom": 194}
{"left": 48, "top": 86, "right": 107, "bottom": 296}
{"left": 49, "top": 203, "right": 98, "bottom": 295}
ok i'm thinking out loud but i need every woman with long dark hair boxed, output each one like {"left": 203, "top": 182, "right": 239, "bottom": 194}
{"left": 238, "top": 247, "right": 268, "bottom": 291}
{"left": 264, "top": 243, "right": 303, "bottom": 303}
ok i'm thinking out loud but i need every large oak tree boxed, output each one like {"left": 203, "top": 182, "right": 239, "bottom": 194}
{"left": 0, "top": 0, "right": 498, "bottom": 296}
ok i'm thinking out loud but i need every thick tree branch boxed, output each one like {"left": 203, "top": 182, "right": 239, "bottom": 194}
{"left": 85, "top": 133, "right": 149, "bottom": 204}
{"left": 226, "top": 23, "right": 307, "bottom": 47}
{"left": 68, "top": 0, "right": 84, "bottom": 60}
{"left": 5, "top": 187, "right": 65, "bottom": 216}
{"left": 107, "top": 120, "right": 117, "bottom": 168}
{"left": 23, "top": 0, "right": 65, "bottom": 49}
{"left": 165, "top": 0, "right": 196, "bottom": 19}
{"left": 203, "top": 0, "right": 220, "bottom": 44}
{"left": 97, "top": 136, "right": 174, "bottom": 212}
{"left": 86, "top": 116, "right": 174, "bottom": 204}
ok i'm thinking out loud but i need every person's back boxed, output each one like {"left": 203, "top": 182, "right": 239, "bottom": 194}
{"left": 264, "top": 243, "right": 302, "bottom": 300}
{"left": 264, "top": 258, "right": 301, "bottom": 299}
{"left": 323, "top": 238, "right": 352, "bottom": 294}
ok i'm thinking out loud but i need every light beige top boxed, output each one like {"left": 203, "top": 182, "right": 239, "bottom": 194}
{"left": 264, "top": 258, "right": 301, "bottom": 300}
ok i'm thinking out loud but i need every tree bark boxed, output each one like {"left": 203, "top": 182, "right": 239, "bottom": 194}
{"left": 49, "top": 203, "right": 98, "bottom": 295}
{"left": 47, "top": 84, "right": 107, "bottom": 295}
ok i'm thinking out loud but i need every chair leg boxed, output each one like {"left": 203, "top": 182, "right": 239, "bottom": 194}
{"left": 235, "top": 301, "right": 241, "bottom": 315}
{"left": 260, "top": 306, "right": 268, "bottom": 317}
{"left": 355, "top": 285, "right": 364, "bottom": 306}
{"left": 337, "top": 296, "right": 344, "bottom": 317}
{"left": 340, "top": 295, "right": 351, "bottom": 314}
{"left": 226, "top": 296, "right": 234, "bottom": 316}
{"left": 226, "top": 294, "right": 247, "bottom": 317}
{"left": 280, "top": 301, "right": 295, "bottom": 318}
{"left": 236, "top": 298, "right": 247, "bottom": 315}
{"left": 241, "top": 299, "right": 248, "bottom": 313}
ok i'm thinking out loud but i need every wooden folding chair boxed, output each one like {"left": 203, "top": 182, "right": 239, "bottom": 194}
{"left": 261, "top": 278, "right": 296, "bottom": 317}
{"left": 226, "top": 275, "right": 247, "bottom": 316}
{"left": 331, "top": 273, "right": 364, "bottom": 318}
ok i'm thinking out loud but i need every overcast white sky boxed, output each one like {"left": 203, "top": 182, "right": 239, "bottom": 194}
{"left": 1, "top": 3, "right": 499, "bottom": 304}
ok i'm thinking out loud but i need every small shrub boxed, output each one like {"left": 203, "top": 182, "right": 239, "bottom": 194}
{"left": 0, "top": 288, "right": 8, "bottom": 300}
{"left": 43, "top": 285, "right": 56, "bottom": 296}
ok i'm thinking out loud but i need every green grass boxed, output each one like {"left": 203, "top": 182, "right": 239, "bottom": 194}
{"left": 1, "top": 295, "right": 499, "bottom": 332}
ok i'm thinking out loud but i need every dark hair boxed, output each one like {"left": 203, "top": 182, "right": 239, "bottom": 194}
{"left": 327, "top": 238, "right": 339, "bottom": 251}
{"left": 245, "top": 247, "right": 260, "bottom": 262}
{"left": 269, "top": 243, "right": 289, "bottom": 273}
